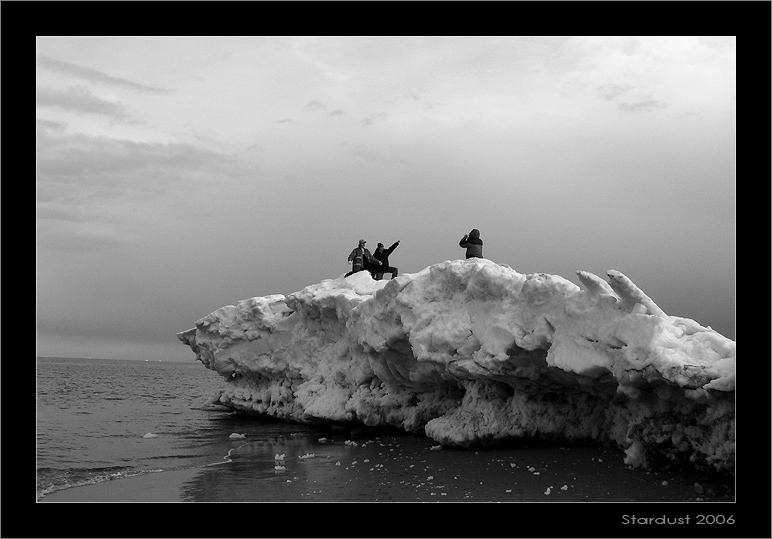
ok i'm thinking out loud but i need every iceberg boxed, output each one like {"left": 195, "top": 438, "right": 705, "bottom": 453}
{"left": 177, "top": 259, "right": 735, "bottom": 478}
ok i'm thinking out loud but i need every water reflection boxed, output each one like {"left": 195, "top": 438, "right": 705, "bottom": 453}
{"left": 178, "top": 428, "right": 734, "bottom": 503}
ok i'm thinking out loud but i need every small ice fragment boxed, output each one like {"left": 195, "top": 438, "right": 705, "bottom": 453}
{"left": 274, "top": 465, "right": 285, "bottom": 471}
{"left": 510, "top": 463, "right": 516, "bottom": 468}
{"left": 427, "top": 476, "right": 433, "bottom": 480}
{"left": 527, "top": 466, "right": 535, "bottom": 472}
{"left": 299, "top": 453, "right": 315, "bottom": 459}
{"left": 274, "top": 453, "right": 285, "bottom": 461}
{"left": 505, "top": 489, "right": 512, "bottom": 493}
{"left": 561, "top": 485, "right": 568, "bottom": 491}
{"left": 142, "top": 433, "right": 158, "bottom": 439}
{"left": 662, "top": 480, "right": 668, "bottom": 486}
{"left": 229, "top": 433, "right": 246, "bottom": 439}
{"left": 533, "top": 472, "right": 540, "bottom": 475}
{"left": 544, "top": 487, "right": 551, "bottom": 495}
{"left": 318, "top": 437, "right": 328, "bottom": 442}
{"left": 335, "top": 461, "right": 341, "bottom": 466}
{"left": 430, "top": 445, "right": 441, "bottom": 450}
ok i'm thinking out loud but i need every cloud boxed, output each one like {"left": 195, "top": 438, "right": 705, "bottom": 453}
{"left": 617, "top": 98, "right": 666, "bottom": 112}
{"left": 36, "top": 196, "right": 144, "bottom": 253}
{"left": 596, "top": 83, "right": 633, "bottom": 101}
{"left": 37, "top": 127, "right": 241, "bottom": 193}
{"left": 37, "top": 118, "right": 68, "bottom": 133}
{"left": 329, "top": 109, "right": 345, "bottom": 116}
{"left": 36, "top": 125, "right": 249, "bottom": 253}
{"left": 305, "top": 100, "right": 326, "bottom": 112}
{"left": 596, "top": 84, "right": 666, "bottom": 113}
{"left": 36, "top": 85, "right": 132, "bottom": 121}
{"left": 37, "top": 55, "right": 172, "bottom": 94}
{"left": 361, "top": 112, "right": 389, "bottom": 127}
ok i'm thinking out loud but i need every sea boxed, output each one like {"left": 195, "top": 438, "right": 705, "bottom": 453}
{"left": 36, "top": 357, "right": 734, "bottom": 505}
{"left": 35, "top": 356, "right": 305, "bottom": 501}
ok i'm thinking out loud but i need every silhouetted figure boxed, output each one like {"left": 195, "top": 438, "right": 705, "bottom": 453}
{"left": 345, "top": 239, "right": 381, "bottom": 277}
{"left": 459, "top": 229, "right": 483, "bottom": 259}
{"left": 373, "top": 241, "right": 400, "bottom": 280}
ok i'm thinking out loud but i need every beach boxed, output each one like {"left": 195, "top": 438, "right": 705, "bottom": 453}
{"left": 41, "top": 434, "right": 732, "bottom": 503}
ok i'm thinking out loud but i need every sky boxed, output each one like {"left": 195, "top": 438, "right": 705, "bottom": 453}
{"left": 36, "top": 36, "right": 736, "bottom": 362}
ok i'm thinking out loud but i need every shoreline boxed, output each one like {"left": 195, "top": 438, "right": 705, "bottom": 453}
{"left": 40, "top": 439, "right": 733, "bottom": 504}
{"left": 41, "top": 467, "right": 201, "bottom": 502}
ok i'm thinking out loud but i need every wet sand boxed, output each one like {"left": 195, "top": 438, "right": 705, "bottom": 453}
{"left": 37, "top": 434, "right": 743, "bottom": 537}
{"left": 41, "top": 434, "right": 733, "bottom": 503}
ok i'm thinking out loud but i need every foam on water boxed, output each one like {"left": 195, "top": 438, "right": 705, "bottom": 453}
{"left": 36, "top": 357, "right": 235, "bottom": 500}
{"left": 36, "top": 466, "right": 164, "bottom": 500}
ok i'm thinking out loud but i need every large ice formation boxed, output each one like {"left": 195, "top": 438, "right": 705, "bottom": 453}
{"left": 177, "top": 259, "right": 735, "bottom": 477}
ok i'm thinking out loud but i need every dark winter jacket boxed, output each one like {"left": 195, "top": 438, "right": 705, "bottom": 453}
{"left": 348, "top": 247, "right": 380, "bottom": 271}
{"left": 373, "top": 241, "right": 399, "bottom": 268}
{"left": 459, "top": 229, "right": 483, "bottom": 259}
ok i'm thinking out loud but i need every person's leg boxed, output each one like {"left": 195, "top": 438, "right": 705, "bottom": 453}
{"left": 382, "top": 266, "right": 397, "bottom": 278}
{"left": 375, "top": 273, "right": 384, "bottom": 280}
{"left": 365, "top": 264, "right": 376, "bottom": 278}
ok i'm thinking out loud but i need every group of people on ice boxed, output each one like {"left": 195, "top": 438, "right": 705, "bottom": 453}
{"left": 345, "top": 239, "right": 401, "bottom": 279}
{"left": 345, "top": 229, "right": 483, "bottom": 280}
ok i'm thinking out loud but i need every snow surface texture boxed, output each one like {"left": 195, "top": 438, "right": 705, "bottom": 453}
{"left": 178, "top": 259, "right": 735, "bottom": 477}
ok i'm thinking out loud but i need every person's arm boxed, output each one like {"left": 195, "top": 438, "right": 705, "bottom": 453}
{"left": 365, "top": 250, "right": 381, "bottom": 265}
{"left": 387, "top": 241, "right": 400, "bottom": 255}
{"left": 459, "top": 234, "right": 469, "bottom": 247}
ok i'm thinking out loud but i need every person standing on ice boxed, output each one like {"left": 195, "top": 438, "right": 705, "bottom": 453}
{"left": 459, "top": 229, "right": 483, "bottom": 259}
{"left": 373, "top": 241, "right": 400, "bottom": 280}
{"left": 345, "top": 239, "right": 381, "bottom": 277}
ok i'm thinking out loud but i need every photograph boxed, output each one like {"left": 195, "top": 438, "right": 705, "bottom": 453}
{"left": 36, "top": 35, "right": 741, "bottom": 537}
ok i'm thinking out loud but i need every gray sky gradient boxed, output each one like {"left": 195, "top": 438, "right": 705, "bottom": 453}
{"left": 36, "top": 36, "right": 736, "bottom": 362}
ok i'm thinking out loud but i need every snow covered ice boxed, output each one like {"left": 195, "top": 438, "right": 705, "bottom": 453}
{"left": 178, "top": 258, "right": 735, "bottom": 477}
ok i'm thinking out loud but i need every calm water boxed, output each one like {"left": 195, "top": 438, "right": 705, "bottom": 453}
{"left": 35, "top": 356, "right": 318, "bottom": 500}
{"left": 36, "top": 357, "right": 733, "bottom": 503}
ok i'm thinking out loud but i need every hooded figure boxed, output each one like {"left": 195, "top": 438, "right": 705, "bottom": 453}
{"left": 459, "top": 229, "right": 483, "bottom": 259}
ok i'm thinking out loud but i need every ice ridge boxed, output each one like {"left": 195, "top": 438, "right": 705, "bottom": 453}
{"left": 177, "top": 258, "right": 735, "bottom": 477}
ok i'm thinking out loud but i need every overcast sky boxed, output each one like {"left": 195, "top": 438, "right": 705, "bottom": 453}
{"left": 36, "top": 36, "right": 735, "bottom": 362}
